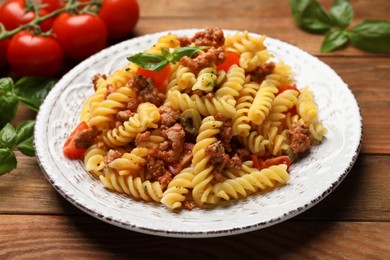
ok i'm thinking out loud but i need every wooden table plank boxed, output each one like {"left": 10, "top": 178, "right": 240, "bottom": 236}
{"left": 139, "top": 0, "right": 390, "bottom": 22}
{"left": 0, "top": 215, "right": 389, "bottom": 259}
{"left": 1, "top": 154, "right": 389, "bottom": 221}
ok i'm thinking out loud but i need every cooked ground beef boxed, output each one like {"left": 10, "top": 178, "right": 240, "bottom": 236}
{"left": 250, "top": 62, "right": 275, "bottom": 83}
{"left": 191, "top": 27, "right": 225, "bottom": 48}
{"left": 74, "top": 127, "right": 100, "bottom": 150}
{"left": 116, "top": 110, "right": 135, "bottom": 122}
{"left": 287, "top": 122, "right": 311, "bottom": 154}
{"left": 159, "top": 105, "right": 180, "bottom": 127}
{"left": 135, "top": 131, "right": 151, "bottom": 146}
{"left": 104, "top": 149, "right": 123, "bottom": 165}
{"left": 180, "top": 47, "right": 226, "bottom": 74}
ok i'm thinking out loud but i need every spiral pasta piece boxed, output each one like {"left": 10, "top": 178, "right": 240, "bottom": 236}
{"left": 215, "top": 65, "right": 245, "bottom": 99}
{"left": 84, "top": 144, "right": 107, "bottom": 176}
{"left": 213, "top": 162, "right": 289, "bottom": 201}
{"left": 100, "top": 169, "right": 165, "bottom": 202}
{"left": 265, "top": 61, "right": 293, "bottom": 88}
{"left": 191, "top": 116, "right": 223, "bottom": 207}
{"left": 297, "top": 87, "right": 319, "bottom": 124}
{"left": 108, "top": 147, "right": 149, "bottom": 176}
{"left": 232, "top": 81, "right": 260, "bottom": 136}
{"left": 239, "top": 130, "right": 269, "bottom": 155}
{"left": 89, "top": 85, "right": 137, "bottom": 130}
{"left": 192, "top": 66, "right": 217, "bottom": 92}
{"left": 224, "top": 31, "right": 267, "bottom": 54}
{"left": 103, "top": 102, "right": 160, "bottom": 147}
{"left": 248, "top": 81, "right": 278, "bottom": 125}
{"left": 160, "top": 167, "right": 195, "bottom": 209}
{"left": 167, "top": 90, "right": 236, "bottom": 118}
{"left": 145, "top": 33, "right": 180, "bottom": 55}
{"left": 265, "top": 89, "right": 299, "bottom": 126}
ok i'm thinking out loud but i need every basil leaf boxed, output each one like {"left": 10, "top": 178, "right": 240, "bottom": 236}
{"left": 16, "top": 120, "right": 35, "bottom": 146}
{"left": 127, "top": 52, "right": 169, "bottom": 71}
{"left": 0, "top": 148, "right": 17, "bottom": 175}
{"left": 329, "top": 0, "right": 354, "bottom": 28}
{"left": 171, "top": 46, "right": 208, "bottom": 62}
{"left": 0, "top": 123, "right": 17, "bottom": 149}
{"left": 0, "top": 77, "right": 14, "bottom": 94}
{"left": 14, "top": 77, "right": 57, "bottom": 112}
{"left": 321, "top": 29, "right": 349, "bottom": 52}
{"left": 161, "top": 48, "right": 172, "bottom": 59}
{"left": 290, "top": 0, "right": 335, "bottom": 34}
{"left": 16, "top": 136, "right": 35, "bottom": 156}
{"left": 348, "top": 20, "right": 390, "bottom": 53}
{"left": 0, "top": 93, "right": 19, "bottom": 128}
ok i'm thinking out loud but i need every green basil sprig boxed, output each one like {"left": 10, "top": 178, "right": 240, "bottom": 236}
{"left": 0, "top": 76, "right": 57, "bottom": 175}
{"left": 289, "top": 0, "right": 390, "bottom": 53}
{"left": 0, "top": 77, "right": 56, "bottom": 128}
{"left": 127, "top": 46, "right": 208, "bottom": 71}
{"left": 0, "top": 120, "right": 35, "bottom": 175}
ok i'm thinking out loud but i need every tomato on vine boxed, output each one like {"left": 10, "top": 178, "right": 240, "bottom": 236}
{"left": 52, "top": 12, "right": 108, "bottom": 61}
{"left": 41, "top": 0, "right": 65, "bottom": 13}
{"left": 7, "top": 30, "right": 63, "bottom": 77}
{"left": 98, "top": 0, "right": 139, "bottom": 39}
{"left": 0, "top": 0, "right": 54, "bottom": 32}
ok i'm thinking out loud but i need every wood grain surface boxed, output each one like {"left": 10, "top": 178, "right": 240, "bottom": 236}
{"left": 1, "top": 0, "right": 389, "bottom": 259}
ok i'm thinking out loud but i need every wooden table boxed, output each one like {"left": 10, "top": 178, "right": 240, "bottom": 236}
{"left": 1, "top": 0, "right": 389, "bottom": 258}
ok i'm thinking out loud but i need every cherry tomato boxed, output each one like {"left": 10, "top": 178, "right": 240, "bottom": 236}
{"left": 136, "top": 64, "right": 171, "bottom": 93}
{"left": 98, "top": 0, "right": 139, "bottom": 39}
{"left": 41, "top": 0, "right": 65, "bottom": 13}
{"left": 216, "top": 51, "right": 240, "bottom": 72}
{"left": 7, "top": 30, "right": 63, "bottom": 77}
{"left": 52, "top": 12, "right": 108, "bottom": 61}
{"left": 0, "top": 38, "right": 10, "bottom": 69}
{"left": 63, "top": 121, "right": 89, "bottom": 160}
{"left": 0, "top": 0, "right": 54, "bottom": 32}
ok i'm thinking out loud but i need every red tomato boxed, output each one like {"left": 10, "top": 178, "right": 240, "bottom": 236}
{"left": 52, "top": 12, "right": 108, "bottom": 61}
{"left": 63, "top": 121, "right": 90, "bottom": 160}
{"left": 0, "top": 0, "right": 54, "bottom": 32}
{"left": 136, "top": 64, "right": 171, "bottom": 93}
{"left": 252, "top": 155, "right": 291, "bottom": 171}
{"left": 216, "top": 51, "right": 240, "bottom": 72}
{"left": 41, "top": 0, "right": 65, "bottom": 13}
{"left": 0, "top": 38, "right": 10, "bottom": 69}
{"left": 98, "top": 0, "right": 139, "bottom": 39}
{"left": 278, "top": 84, "right": 300, "bottom": 95}
{"left": 7, "top": 30, "right": 63, "bottom": 77}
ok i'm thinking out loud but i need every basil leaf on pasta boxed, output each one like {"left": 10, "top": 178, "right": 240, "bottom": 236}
{"left": 170, "top": 46, "right": 208, "bottom": 62}
{"left": 127, "top": 52, "right": 169, "bottom": 71}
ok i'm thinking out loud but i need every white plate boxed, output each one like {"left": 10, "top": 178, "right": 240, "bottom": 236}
{"left": 34, "top": 29, "right": 362, "bottom": 238}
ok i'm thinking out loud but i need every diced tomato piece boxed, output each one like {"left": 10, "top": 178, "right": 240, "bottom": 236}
{"left": 136, "top": 64, "right": 171, "bottom": 93}
{"left": 252, "top": 155, "right": 291, "bottom": 171}
{"left": 278, "top": 84, "right": 300, "bottom": 95}
{"left": 63, "top": 121, "right": 89, "bottom": 160}
{"left": 216, "top": 51, "right": 240, "bottom": 72}
{"left": 252, "top": 154, "right": 262, "bottom": 170}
